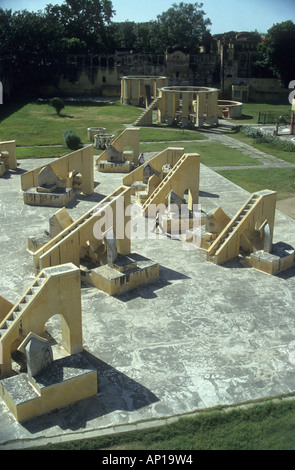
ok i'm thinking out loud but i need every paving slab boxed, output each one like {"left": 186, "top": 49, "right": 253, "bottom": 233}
{"left": 1, "top": 157, "right": 295, "bottom": 449}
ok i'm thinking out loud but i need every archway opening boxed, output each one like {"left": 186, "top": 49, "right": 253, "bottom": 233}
{"left": 44, "top": 313, "right": 69, "bottom": 359}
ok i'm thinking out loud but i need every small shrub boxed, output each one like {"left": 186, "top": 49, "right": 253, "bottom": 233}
{"left": 50, "top": 97, "right": 65, "bottom": 116}
{"left": 63, "top": 129, "right": 81, "bottom": 150}
{"left": 241, "top": 126, "right": 295, "bottom": 152}
{"left": 241, "top": 126, "right": 264, "bottom": 139}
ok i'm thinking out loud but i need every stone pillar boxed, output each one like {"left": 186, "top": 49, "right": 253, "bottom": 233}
{"left": 131, "top": 79, "right": 140, "bottom": 106}
{"left": 122, "top": 78, "right": 130, "bottom": 105}
{"left": 80, "top": 145, "right": 94, "bottom": 195}
{"left": 116, "top": 189, "right": 131, "bottom": 255}
{"left": 121, "top": 78, "right": 124, "bottom": 103}
{"left": 207, "top": 91, "right": 218, "bottom": 126}
{"left": 181, "top": 93, "right": 191, "bottom": 127}
{"left": 196, "top": 93, "right": 206, "bottom": 127}
{"left": 157, "top": 89, "right": 167, "bottom": 123}
{"left": 167, "top": 92, "right": 176, "bottom": 126}
{"left": 0, "top": 141, "right": 17, "bottom": 170}
{"left": 152, "top": 79, "right": 158, "bottom": 99}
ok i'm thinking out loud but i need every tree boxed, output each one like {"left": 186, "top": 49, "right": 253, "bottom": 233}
{"left": 255, "top": 21, "right": 295, "bottom": 87}
{"left": 108, "top": 21, "right": 138, "bottom": 51}
{"left": 0, "top": 8, "right": 66, "bottom": 95}
{"left": 50, "top": 97, "right": 65, "bottom": 115}
{"left": 46, "top": 0, "right": 115, "bottom": 52}
{"left": 0, "top": 8, "right": 13, "bottom": 56}
{"left": 155, "top": 2, "right": 211, "bottom": 53}
{"left": 63, "top": 129, "right": 81, "bottom": 150}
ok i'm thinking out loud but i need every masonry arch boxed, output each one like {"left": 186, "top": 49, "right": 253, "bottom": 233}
{"left": 44, "top": 313, "right": 63, "bottom": 347}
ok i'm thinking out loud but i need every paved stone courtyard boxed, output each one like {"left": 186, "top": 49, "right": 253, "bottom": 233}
{"left": 1, "top": 155, "right": 295, "bottom": 449}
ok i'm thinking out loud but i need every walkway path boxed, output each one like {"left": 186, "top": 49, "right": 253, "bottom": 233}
{"left": 199, "top": 124, "right": 295, "bottom": 219}
{"left": 198, "top": 122, "right": 295, "bottom": 170}
{"left": 142, "top": 120, "right": 295, "bottom": 218}
{"left": 140, "top": 119, "right": 295, "bottom": 170}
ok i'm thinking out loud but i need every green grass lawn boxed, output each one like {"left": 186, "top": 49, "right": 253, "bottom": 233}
{"left": 217, "top": 167, "right": 295, "bottom": 200}
{"left": 141, "top": 140, "right": 260, "bottom": 167}
{"left": 2, "top": 99, "right": 294, "bottom": 199}
{"left": 231, "top": 102, "right": 291, "bottom": 124}
{"left": 227, "top": 130, "right": 295, "bottom": 164}
{"left": 2, "top": 99, "right": 295, "bottom": 450}
{"left": 35, "top": 398, "right": 295, "bottom": 450}
{"left": 0, "top": 99, "right": 142, "bottom": 147}
{"left": 139, "top": 126, "right": 207, "bottom": 142}
{"left": 1, "top": 99, "right": 293, "bottom": 166}
{"left": 15, "top": 145, "right": 69, "bottom": 159}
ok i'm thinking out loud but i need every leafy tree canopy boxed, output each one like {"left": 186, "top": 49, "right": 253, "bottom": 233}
{"left": 46, "top": 0, "right": 115, "bottom": 51}
{"left": 0, "top": 1, "right": 294, "bottom": 97}
{"left": 155, "top": 2, "right": 211, "bottom": 53}
{"left": 0, "top": 7, "right": 65, "bottom": 92}
{"left": 255, "top": 20, "right": 295, "bottom": 87}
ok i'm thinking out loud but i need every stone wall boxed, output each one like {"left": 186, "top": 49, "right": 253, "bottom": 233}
{"left": 40, "top": 51, "right": 221, "bottom": 97}
{"left": 225, "top": 77, "right": 289, "bottom": 102}
{"left": 4, "top": 39, "right": 289, "bottom": 102}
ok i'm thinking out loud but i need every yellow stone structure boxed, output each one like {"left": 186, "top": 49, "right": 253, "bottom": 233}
{"left": 186, "top": 189, "right": 294, "bottom": 275}
{"left": 157, "top": 86, "right": 219, "bottom": 128}
{"left": 87, "top": 126, "right": 107, "bottom": 141}
{"left": 123, "top": 147, "right": 200, "bottom": 236}
{"left": 133, "top": 96, "right": 161, "bottom": 127}
{"left": 21, "top": 145, "right": 94, "bottom": 206}
{"left": 206, "top": 190, "right": 277, "bottom": 266}
{"left": 84, "top": 252, "right": 159, "bottom": 296}
{"left": 140, "top": 153, "right": 200, "bottom": 218}
{"left": 217, "top": 100, "right": 243, "bottom": 119}
{"left": 0, "top": 351, "right": 97, "bottom": 422}
{"left": 123, "top": 147, "right": 185, "bottom": 190}
{"left": 121, "top": 76, "right": 168, "bottom": 107}
{"left": 120, "top": 76, "right": 168, "bottom": 127}
{"left": 0, "top": 296, "right": 14, "bottom": 323}
{"left": 96, "top": 128, "right": 140, "bottom": 173}
{"left": 27, "top": 207, "right": 75, "bottom": 253}
{"left": 0, "top": 141, "right": 18, "bottom": 177}
{"left": 123, "top": 147, "right": 200, "bottom": 228}
{"left": 0, "top": 263, "right": 83, "bottom": 379}
{"left": 31, "top": 185, "right": 159, "bottom": 295}
{"left": 0, "top": 263, "right": 98, "bottom": 422}
{"left": 33, "top": 186, "right": 131, "bottom": 272}
{"left": 186, "top": 206, "right": 230, "bottom": 250}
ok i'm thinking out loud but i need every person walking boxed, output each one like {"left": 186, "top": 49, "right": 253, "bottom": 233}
{"left": 138, "top": 153, "right": 145, "bottom": 166}
{"left": 151, "top": 209, "right": 165, "bottom": 234}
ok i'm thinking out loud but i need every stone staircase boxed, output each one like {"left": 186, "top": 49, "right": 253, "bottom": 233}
{"left": 141, "top": 154, "right": 188, "bottom": 216}
{"left": 206, "top": 191, "right": 276, "bottom": 265}
{"left": 133, "top": 97, "right": 161, "bottom": 127}
{"left": 33, "top": 186, "right": 131, "bottom": 272}
{"left": 0, "top": 263, "right": 82, "bottom": 378}
{"left": 0, "top": 272, "right": 48, "bottom": 341}
{"left": 0, "top": 270, "right": 50, "bottom": 378}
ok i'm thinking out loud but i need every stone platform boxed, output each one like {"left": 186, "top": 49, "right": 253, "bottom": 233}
{"left": 0, "top": 353, "right": 97, "bottom": 423}
{"left": 23, "top": 187, "right": 75, "bottom": 207}
{"left": 82, "top": 253, "right": 159, "bottom": 296}
{"left": 97, "top": 160, "right": 133, "bottom": 173}
{"left": 1, "top": 156, "right": 295, "bottom": 448}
